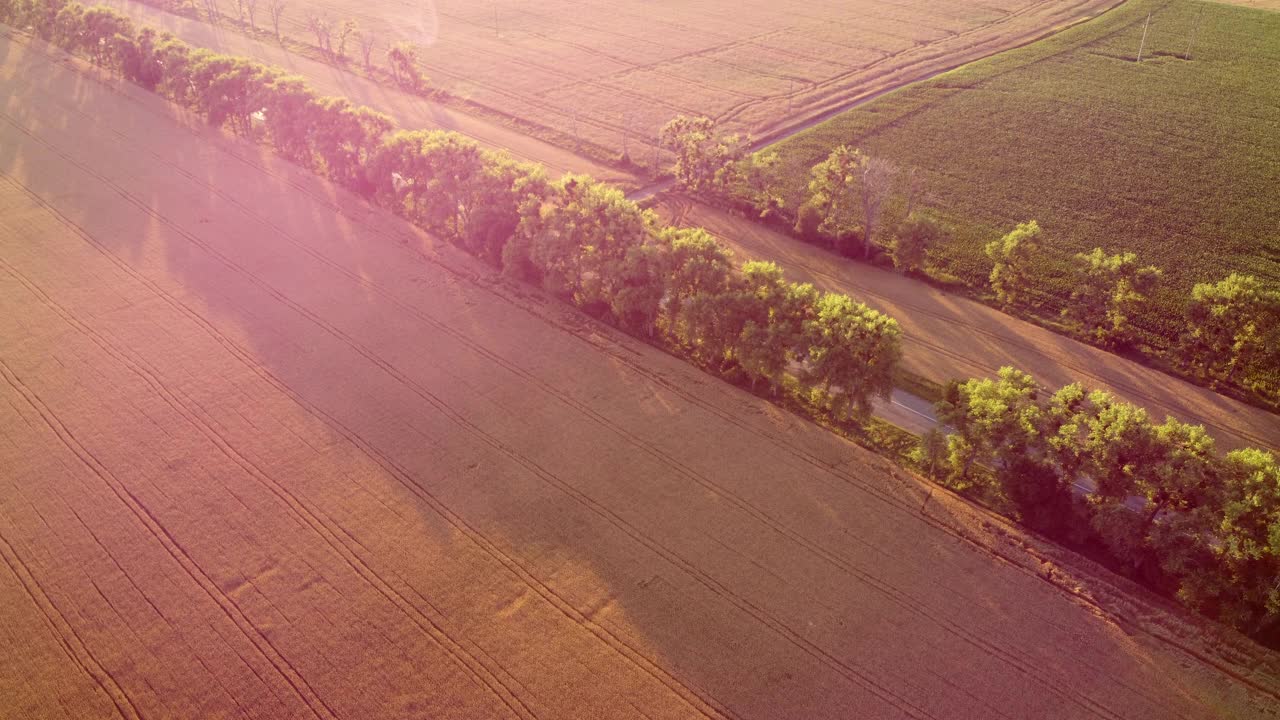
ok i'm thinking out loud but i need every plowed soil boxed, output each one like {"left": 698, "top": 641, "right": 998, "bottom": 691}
{"left": 2, "top": 30, "right": 1278, "bottom": 720}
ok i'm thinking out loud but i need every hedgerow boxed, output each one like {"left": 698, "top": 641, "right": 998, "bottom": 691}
{"left": 7, "top": 0, "right": 1275, "bottom": 645}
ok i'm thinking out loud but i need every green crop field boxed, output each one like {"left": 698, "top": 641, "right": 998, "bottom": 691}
{"left": 766, "top": 0, "right": 1280, "bottom": 344}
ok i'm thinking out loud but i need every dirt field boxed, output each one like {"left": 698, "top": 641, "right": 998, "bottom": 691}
{"left": 169, "top": 0, "right": 1121, "bottom": 158}
{"left": 3, "top": 30, "right": 1280, "bottom": 719}
{"left": 657, "top": 197, "right": 1280, "bottom": 454}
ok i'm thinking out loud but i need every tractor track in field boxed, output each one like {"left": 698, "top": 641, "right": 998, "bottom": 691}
{"left": 5, "top": 57, "right": 1165, "bottom": 720}
{"left": 0, "top": 72, "right": 1137, "bottom": 719}
{"left": 4, "top": 104, "right": 942, "bottom": 720}
{"left": 4, "top": 25, "right": 1277, "bottom": 720}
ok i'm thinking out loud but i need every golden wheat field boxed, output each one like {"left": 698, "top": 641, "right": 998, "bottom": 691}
{"left": 4, "top": 30, "right": 1280, "bottom": 719}
{"left": 243, "top": 0, "right": 1119, "bottom": 156}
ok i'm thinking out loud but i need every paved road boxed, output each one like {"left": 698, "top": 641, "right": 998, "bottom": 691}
{"left": 876, "top": 390, "right": 940, "bottom": 437}
{"left": 658, "top": 198, "right": 1280, "bottom": 454}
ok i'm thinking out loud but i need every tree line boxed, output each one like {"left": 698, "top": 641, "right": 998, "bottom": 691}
{"left": 10, "top": 3, "right": 1276, "bottom": 644}
{"left": 660, "top": 115, "right": 1280, "bottom": 404}
{"left": 660, "top": 111, "right": 1280, "bottom": 641}
{"left": 0, "top": 0, "right": 904, "bottom": 423}
{"left": 916, "top": 367, "right": 1280, "bottom": 639}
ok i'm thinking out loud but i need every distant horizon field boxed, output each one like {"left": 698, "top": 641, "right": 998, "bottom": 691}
{"left": 181, "top": 0, "right": 1117, "bottom": 161}
{"left": 764, "top": 0, "right": 1280, "bottom": 345}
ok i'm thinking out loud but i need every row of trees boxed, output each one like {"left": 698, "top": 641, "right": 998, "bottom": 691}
{"left": 659, "top": 117, "right": 942, "bottom": 274}
{"left": 658, "top": 115, "right": 1280, "bottom": 402}
{"left": 499, "top": 176, "right": 903, "bottom": 418}
{"left": 16, "top": 4, "right": 1275, "bottom": 642}
{"left": 918, "top": 367, "right": 1279, "bottom": 636}
{"left": 984, "top": 220, "right": 1280, "bottom": 382}
{"left": 1, "top": 1, "right": 905, "bottom": 421}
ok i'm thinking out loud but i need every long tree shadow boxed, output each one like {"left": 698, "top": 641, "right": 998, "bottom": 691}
{"left": 1, "top": 26, "right": 1277, "bottom": 720}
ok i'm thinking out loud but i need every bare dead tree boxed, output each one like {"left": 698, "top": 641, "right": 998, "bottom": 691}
{"left": 306, "top": 13, "right": 333, "bottom": 55}
{"left": 860, "top": 155, "right": 898, "bottom": 259}
{"left": 267, "top": 0, "right": 287, "bottom": 39}
{"left": 358, "top": 31, "right": 376, "bottom": 70}
{"left": 336, "top": 19, "right": 357, "bottom": 58}
{"left": 244, "top": 0, "right": 258, "bottom": 31}
{"left": 233, "top": 0, "right": 245, "bottom": 24}
{"left": 201, "top": 0, "right": 219, "bottom": 23}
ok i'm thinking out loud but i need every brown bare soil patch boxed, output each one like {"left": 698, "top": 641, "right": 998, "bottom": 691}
{"left": 2, "top": 30, "right": 1278, "bottom": 719}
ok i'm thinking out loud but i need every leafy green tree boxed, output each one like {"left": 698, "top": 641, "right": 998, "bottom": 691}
{"left": 1183, "top": 273, "right": 1280, "bottom": 383}
{"left": 1077, "top": 393, "right": 1156, "bottom": 501}
{"left": 731, "top": 151, "right": 782, "bottom": 219}
{"left": 793, "top": 198, "right": 825, "bottom": 244}
{"left": 1137, "top": 420, "right": 1217, "bottom": 537}
{"left": 117, "top": 26, "right": 166, "bottom": 91}
{"left": 513, "top": 175, "right": 654, "bottom": 313}
{"left": 658, "top": 115, "right": 748, "bottom": 194}
{"left": 313, "top": 97, "right": 393, "bottom": 193}
{"left": 189, "top": 52, "right": 273, "bottom": 134}
{"left": 806, "top": 145, "right": 862, "bottom": 248}
{"left": 261, "top": 74, "right": 319, "bottom": 163}
{"left": 461, "top": 154, "right": 548, "bottom": 266}
{"left": 156, "top": 36, "right": 196, "bottom": 106}
{"left": 984, "top": 220, "right": 1042, "bottom": 309}
{"left": 28, "top": 0, "right": 69, "bottom": 38}
{"left": 81, "top": 5, "right": 133, "bottom": 67}
{"left": 658, "top": 226, "right": 734, "bottom": 339}
{"left": 890, "top": 212, "right": 942, "bottom": 274}
{"left": 608, "top": 240, "right": 669, "bottom": 337}
{"left": 679, "top": 261, "right": 803, "bottom": 390}
{"left": 370, "top": 130, "right": 481, "bottom": 232}
{"left": 386, "top": 42, "right": 426, "bottom": 92}
{"left": 912, "top": 428, "right": 948, "bottom": 478}
{"left": 806, "top": 145, "right": 896, "bottom": 258}
{"left": 997, "top": 454, "right": 1079, "bottom": 540}
{"left": 738, "top": 266, "right": 814, "bottom": 392}
{"left": 934, "top": 367, "right": 1042, "bottom": 488}
{"left": 1181, "top": 449, "right": 1280, "bottom": 632}
{"left": 52, "top": 1, "right": 85, "bottom": 46}
{"left": 802, "top": 291, "right": 901, "bottom": 420}
{"left": 1039, "top": 383, "right": 1093, "bottom": 480}
{"left": 1065, "top": 248, "right": 1161, "bottom": 347}
{"left": 1079, "top": 405, "right": 1217, "bottom": 575}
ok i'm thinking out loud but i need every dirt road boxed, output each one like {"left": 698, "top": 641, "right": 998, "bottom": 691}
{"left": 3, "top": 30, "right": 1278, "bottom": 719}
{"left": 92, "top": 0, "right": 1280, "bottom": 454}
{"left": 94, "top": 0, "right": 640, "bottom": 188}
{"left": 657, "top": 198, "right": 1280, "bottom": 454}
